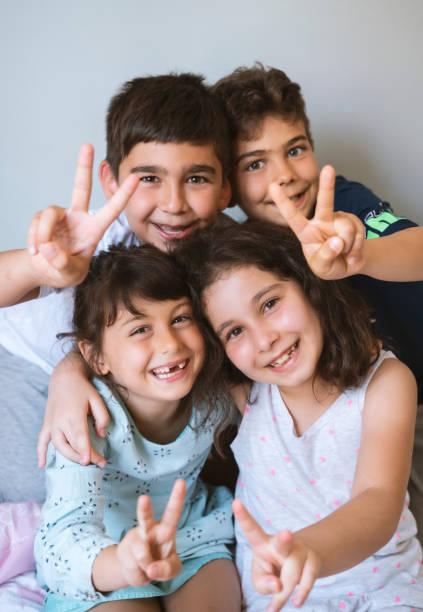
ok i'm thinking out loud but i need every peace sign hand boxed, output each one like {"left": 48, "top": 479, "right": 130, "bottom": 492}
{"left": 233, "top": 499, "right": 320, "bottom": 610}
{"left": 269, "top": 166, "right": 365, "bottom": 280}
{"left": 116, "top": 479, "right": 186, "bottom": 587}
{"left": 26, "top": 144, "right": 139, "bottom": 288}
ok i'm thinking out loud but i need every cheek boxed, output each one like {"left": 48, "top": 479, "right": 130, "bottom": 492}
{"left": 225, "top": 341, "right": 251, "bottom": 372}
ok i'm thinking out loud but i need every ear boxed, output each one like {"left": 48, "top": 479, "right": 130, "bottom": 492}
{"left": 218, "top": 177, "right": 232, "bottom": 212}
{"left": 78, "top": 341, "right": 110, "bottom": 376}
{"left": 99, "top": 160, "right": 119, "bottom": 199}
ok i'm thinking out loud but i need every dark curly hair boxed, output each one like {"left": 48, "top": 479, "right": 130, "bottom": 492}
{"left": 212, "top": 62, "right": 313, "bottom": 151}
{"left": 175, "top": 221, "right": 379, "bottom": 396}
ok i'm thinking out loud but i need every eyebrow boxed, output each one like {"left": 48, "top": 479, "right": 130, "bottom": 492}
{"left": 120, "top": 313, "right": 148, "bottom": 328}
{"left": 215, "top": 282, "right": 283, "bottom": 337}
{"left": 130, "top": 164, "right": 216, "bottom": 176}
{"left": 236, "top": 135, "right": 309, "bottom": 164}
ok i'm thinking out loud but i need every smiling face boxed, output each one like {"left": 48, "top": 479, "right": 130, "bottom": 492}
{"left": 92, "top": 295, "right": 205, "bottom": 417}
{"left": 101, "top": 141, "right": 231, "bottom": 251}
{"left": 203, "top": 265, "right": 323, "bottom": 396}
{"left": 232, "top": 114, "right": 319, "bottom": 224}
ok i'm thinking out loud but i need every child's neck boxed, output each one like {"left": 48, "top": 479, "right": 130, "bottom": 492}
{"left": 278, "top": 378, "right": 340, "bottom": 437}
{"left": 127, "top": 396, "right": 190, "bottom": 445}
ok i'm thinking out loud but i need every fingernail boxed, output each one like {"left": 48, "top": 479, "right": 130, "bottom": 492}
{"left": 99, "top": 428, "right": 107, "bottom": 437}
{"left": 98, "top": 460, "right": 106, "bottom": 468}
{"left": 28, "top": 245, "right": 37, "bottom": 255}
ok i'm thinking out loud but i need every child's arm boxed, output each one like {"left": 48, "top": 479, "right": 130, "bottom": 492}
{"left": 359, "top": 226, "right": 423, "bottom": 281}
{"left": 234, "top": 357, "right": 416, "bottom": 610}
{"left": 92, "top": 479, "right": 186, "bottom": 591}
{"left": 37, "top": 350, "right": 109, "bottom": 468}
{"left": 0, "top": 144, "right": 138, "bottom": 307}
{"left": 270, "top": 166, "right": 423, "bottom": 282}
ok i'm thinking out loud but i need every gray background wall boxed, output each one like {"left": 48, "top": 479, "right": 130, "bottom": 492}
{"left": 1, "top": 0, "right": 422, "bottom": 250}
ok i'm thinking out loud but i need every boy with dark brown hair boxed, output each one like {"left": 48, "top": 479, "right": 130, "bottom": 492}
{"left": 0, "top": 72, "right": 232, "bottom": 503}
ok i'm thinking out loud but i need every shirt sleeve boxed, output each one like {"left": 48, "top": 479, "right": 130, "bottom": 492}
{"left": 34, "top": 421, "right": 115, "bottom": 602}
{"left": 334, "top": 175, "right": 417, "bottom": 238}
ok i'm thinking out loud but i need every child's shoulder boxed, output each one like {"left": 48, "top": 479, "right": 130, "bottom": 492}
{"left": 334, "top": 175, "right": 384, "bottom": 216}
{"left": 334, "top": 175, "right": 416, "bottom": 236}
{"left": 365, "top": 350, "right": 417, "bottom": 403}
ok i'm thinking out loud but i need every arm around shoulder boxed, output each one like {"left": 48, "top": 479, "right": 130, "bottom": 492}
{"left": 0, "top": 249, "right": 41, "bottom": 306}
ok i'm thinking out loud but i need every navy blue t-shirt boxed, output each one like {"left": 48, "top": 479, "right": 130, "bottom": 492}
{"left": 335, "top": 176, "right": 423, "bottom": 401}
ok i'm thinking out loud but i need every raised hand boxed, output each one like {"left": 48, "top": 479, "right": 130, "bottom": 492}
{"left": 26, "top": 144, "right": 139, "bottom": 288}
{"left": 269, "top": 166, "right": 365, "bottom": 280}
{"left": 233, "top": 499, "right": 320, "bottom": 610}
{"left": 116, "top": 479, "right": 186, "bottom": 586}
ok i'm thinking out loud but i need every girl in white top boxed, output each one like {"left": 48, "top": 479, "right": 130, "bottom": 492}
{"left": 177, "top": 220, "right": 423, "bottom": 611}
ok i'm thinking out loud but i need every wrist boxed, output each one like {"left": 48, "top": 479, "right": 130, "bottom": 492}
{"left": 92, "top": 544, "right": 127, "bottom": 592}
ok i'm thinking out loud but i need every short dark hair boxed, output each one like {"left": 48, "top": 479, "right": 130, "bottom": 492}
{"left": 62, "top": 243, "right": 233, "bottom": 447}
{"left": 176, "top": 221, "right": 379, "bottom": 393}
{"left": 212, "top": 62, "right": 313, "bottom": 149}
{"left": 106, "top": 73, "right": 231, "bottom": 178}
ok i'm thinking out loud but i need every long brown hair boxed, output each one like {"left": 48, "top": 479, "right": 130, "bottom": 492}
{"left": 175, "top": 221, "right": 379, "bottom": 394}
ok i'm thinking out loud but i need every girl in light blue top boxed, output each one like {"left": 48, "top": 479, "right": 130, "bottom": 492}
{"left": 34, "top": 243, "right": 240, "bottom": 612}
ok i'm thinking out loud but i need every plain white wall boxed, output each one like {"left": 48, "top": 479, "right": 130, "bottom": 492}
{"left": 1, "top": 0, "right": 422, "bottom": 249}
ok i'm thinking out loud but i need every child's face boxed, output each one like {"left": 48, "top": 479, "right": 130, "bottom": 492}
{"left": 102, "top": 142, "right": 231, "bottom": 251}
{"left": 203, "top": 265, "right": 323, "bottom": 394}
{"left": 96, "top": 295, "right": 205, "bottom": 414}
{"left": 232, "top": 114, "right": 319, "bottom": 225}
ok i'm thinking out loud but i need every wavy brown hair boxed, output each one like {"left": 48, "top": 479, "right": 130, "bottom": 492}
{"left": 175, "top": 221, "right": 379, "bottom": 395}
{"left": 212, "top": 62, "right": 313, "bottom": 150}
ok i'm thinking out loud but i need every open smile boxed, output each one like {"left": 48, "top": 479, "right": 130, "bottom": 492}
{"left": 150, "top": 359, "right": 189, "bottom": 381}
{"left": 152, "top": 223, "right": 197, "bottom": 240}
{"left": 268, "top": 341, "right": 299, "bottom": 369}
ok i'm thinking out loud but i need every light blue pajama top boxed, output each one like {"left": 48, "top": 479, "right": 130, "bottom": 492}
{"left": 34, "top": 380, "right": 234, "bottom": 611}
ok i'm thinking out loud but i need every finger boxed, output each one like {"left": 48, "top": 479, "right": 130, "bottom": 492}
{"left": 314, "top": 165, "right": 336, "bottom": 223}
{"left": 272, "top": 530, "right": 295, "bottom": 559}
{"left": 160, "top": 479, "right": 186, "bottom": 533}
{"left": 269, "top": 183, "right": 308, "bottom": 237}
{"left": 51, "top": 430, "right": 87, "bottom": 464}
{"left": 333, "top": 214, "right": 358, "bottom": 254}
{"left": 131, "top": 536, "right": 154, "bottom": 570}
{"left": 147, "top": 554, "right": 182, "bottom": 581}
{"left": 123, "top": 559, "right": 151, "bottom": 587}
{"left": 56, "top": 422, "right": 92, "bottom": 465}
{"left": 70, "top": 144, "right": 94, "bottom": 212}
{"left": 291, "top": 557, "right": 319, "bottom": 608}
{"left": 233, "top": 499, "right": 269, "bottom": 549}
{"left": 308, "top": 237, "right": 344, "bottom": 278}
{"left": 92, "top": 173, "right": 139, "bottom": 237}
{"left": 253, "top": 573, "right": 282, "bottom": 595}
{"left": 345, "top": 220, "right": 365, "bottom": 266}
{"left": 27, "top": 212, "right": 41, "bottom": 255}
{"left": 89, "top": 392, "right": 110, "bottom": 438}
{"left": 136, "top": 494, "right": 156, "bottom": 537}
{"left": 36, "top": 207, "right": 68, "bottom": 247}
{"left": 37, "top": 424, "right": 52, "bottom": 468}
{"left": 89, "top": 447, "right": 106, "bottom": 469}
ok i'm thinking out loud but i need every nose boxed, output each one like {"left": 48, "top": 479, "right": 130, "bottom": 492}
{"left": 160, "top": 182, "right": 188, "bottom": 214}
{"left": 252, "top": 323, "right": 279, "bottom": 353}
{"left": 155, "top": 325, "right": 180, "bottom": 355}
{"left": 274, "top": 155, "right": 295, "bottom": 186}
